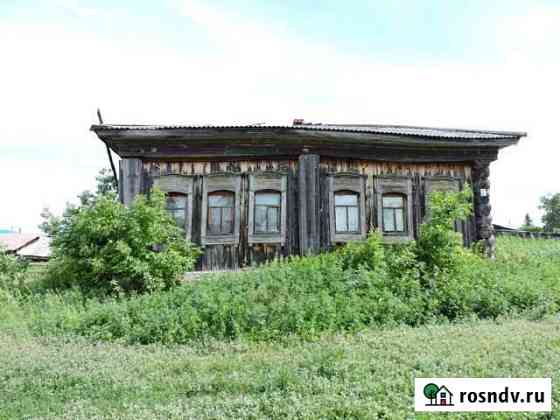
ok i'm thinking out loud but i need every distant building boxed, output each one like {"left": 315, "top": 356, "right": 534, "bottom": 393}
{"left": 0, "top": 234, "right": 51, "bottom": 261}
{"left": 91, "top": 119, "right": 525, "bottom": 270}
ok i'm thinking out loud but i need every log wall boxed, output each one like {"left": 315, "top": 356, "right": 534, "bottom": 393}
{"left": 127, "top": 158, "right": 474, "bottom": 270}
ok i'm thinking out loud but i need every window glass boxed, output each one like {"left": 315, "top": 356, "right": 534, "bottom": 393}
{"left": 383, "top": 208, "right": 395, "bottom": 232}
{"left": 395, "top": 209, "right": 404, "bottom": 232}
{"left": 255, "top": 206, "right": 267, "bottom": 233}
{"left": 166, "top": 195, "right": 187, "bottom": 210}
{"left": 267, "top": 207, "right": 280, "bottom": 232}
{"left": 209, "top": 194, "right": 233, "bottom": 208}
{"left": 382, "top": 194, "right": 406, "bottom": 233}
{"left": 382, "top": 196, "right": 403, "bottom": 208}
{"left": 347, "top": 207, "right": 359, "bottom": 232}
{"left": 255, "top": 192, "right": 280, "bottom": 206}
{"left": 334, "top": 191, "right": 359, "bottom": 233}
{"left": 208, "top": 207, "right": 221, "bottom": 234}
{"left": 222, "top": 207, "right": 234, "bottom": 234}
{"left": 165, "top": 193, "right": 187, "bottom": 228}
{"left": 335, "top": 194, "right": 358, "bottom": 206}
{"left": 208, "top": 191, "right": 234, "bottom": 235}
{"left": 254, "top": 191, "right": 281, "bottom": 234}
{"left": 335, "top": 207, "right": 346, "bottom": 232}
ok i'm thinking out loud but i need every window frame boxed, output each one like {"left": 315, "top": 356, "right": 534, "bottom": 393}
{"left": 254, "top": 190, "right": 282, "bottom": 234}
{"left": 152, "top": 175, "right": 193, "bottom": 241}
{"left": 328, "top": 173, "right": 366, "bottom": 243}
{"left": 201, "top": 174, "right": 241, "bottom": 245}
{"left": 381, "top": 193, "right": 407, "bottom": 234}
{"left": 374, "top": 176, "right": 414, "bottom": 242}
{"left": 207, "top": 190, "right": 235, "bottom": 235}
{"left": 334, "top": 190, "right": 361, "bottom": 234}
{"left": 248, "top": 173, "right": 287, "bottom": 245}
{"left": 165, "top": 191, "right": 188, "bottom": 229}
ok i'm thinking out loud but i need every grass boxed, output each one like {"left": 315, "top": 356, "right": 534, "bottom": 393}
{"left": 12, "top": 236, "right": 560, "bottom": 345}
{"left": 1, "top": 237, "right": 559, "bottom": 418}
{"left": 1, "top": 318, "right": 558, "bottom": 419}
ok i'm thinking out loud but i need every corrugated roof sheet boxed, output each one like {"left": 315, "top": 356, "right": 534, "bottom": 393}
{"left": 16, "top": 236, "right": 51, "bottom": 260}
{"left": 92, "top": 123, "right": 526, "bottom": 140}
{"left": 0, "top": 234, "right": 39, "bottom": 252}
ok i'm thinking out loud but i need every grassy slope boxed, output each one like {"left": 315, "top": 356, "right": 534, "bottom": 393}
{"left": 1, "top": 318, "right": 559, "bottom": 419}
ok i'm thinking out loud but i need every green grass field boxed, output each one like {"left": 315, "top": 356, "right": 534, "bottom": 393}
{"left": 1, "top": 318, "right": 558, "bottom": 419}
{"left": 1, "top": 237, "right": 559, "bottom": 419}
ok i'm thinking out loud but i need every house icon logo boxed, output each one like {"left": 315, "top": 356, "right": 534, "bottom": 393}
{"left": 423, "top": 383, "right": 454, "bottom": 406}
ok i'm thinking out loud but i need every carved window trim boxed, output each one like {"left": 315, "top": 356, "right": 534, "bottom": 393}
{"left": 329, "top": 174, "right": 367, "bottom": 243}
{"left": 374, "top": 176, "right": 414, "bottom": 242}
{"left": 248, "top": 173, "right": 287, "bottom": 245}
{"left": 152, "top": 174, "right": 193, "bottom": 241}
{"left": 201, "top": 174, "right": 241, "bottom": 245}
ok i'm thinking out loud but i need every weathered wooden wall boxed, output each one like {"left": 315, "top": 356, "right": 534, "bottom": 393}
{"left": 133, "top": 158, "right": 474, "bottom": 270}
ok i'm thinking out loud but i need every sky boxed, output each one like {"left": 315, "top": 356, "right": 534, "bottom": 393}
{"left": 1, "top": 0, "right": 559, "bottom": 232}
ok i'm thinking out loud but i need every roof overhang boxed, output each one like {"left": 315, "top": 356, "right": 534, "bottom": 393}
{"left": 91, "top": 124, "right": 525, "bottom": 163}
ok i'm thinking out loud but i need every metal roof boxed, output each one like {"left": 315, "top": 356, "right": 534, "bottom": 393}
{"left": 16, "top": 236, "right": 51, "bottom": 260}
{"left": 91, "top": 123, "right": 526, "bottom": 140}
{"left": 0, "top": 234, "right": 39, "bottom": 252}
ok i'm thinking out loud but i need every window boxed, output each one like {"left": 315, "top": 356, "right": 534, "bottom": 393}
{"left": 207, "top": 191, "right": 234, "bottom": 235}
{"left": 165, "top": 193, "right": 187, "bottom": 229}
{"left": 334, "top": 191, "right": 360, "bottom": 233}
{"left": 153, "top": 175, "right": 193, "bottom": 241}
{"left": 248, "top": 174, "right": 287, "bottom": 245}
{"left": 382, "top": 194, "right": 406, "bottom": 233}
{"left": 254, "top": 191, "right": 280, "bottom": 234}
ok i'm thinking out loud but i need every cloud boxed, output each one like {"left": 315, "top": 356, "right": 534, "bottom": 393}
{"left": 1, "top": 1, "right": 559, "bottom": 232}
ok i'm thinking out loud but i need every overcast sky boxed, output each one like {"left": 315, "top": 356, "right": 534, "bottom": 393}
{"left": 1, "top": 0, "right": 558, "bottom": 232}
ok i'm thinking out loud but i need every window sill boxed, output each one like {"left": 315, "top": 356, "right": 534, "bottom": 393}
{"left": 248, "top": 234, "right": 283, "bottom": 245}
{"left": 201, "top": 234, "right": 237, "bottom": 245}
{"left": 382, "top": 234, "right": 413, "bottom": 243}
{"left": 332, "top": 232, "right": 366, "bottom": 243}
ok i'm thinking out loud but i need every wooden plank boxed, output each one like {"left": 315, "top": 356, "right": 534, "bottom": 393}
{"left": 298, "top": 154, "right": 320, "bottom": 255}
{"left": 120, "top": 158, "right": 142, "bottom": 206}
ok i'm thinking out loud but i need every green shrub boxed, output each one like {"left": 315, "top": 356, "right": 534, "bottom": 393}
{"left": 416, "top": 185, "right": 473, "bottom": 277}
{"left": 12, "top": 234, "right": 560, "bottom": 344}
{"left": 45, "top": 189, "right": 200, "bottom": 295}
{"left": 7, "top": 184, "right": 560, "bottom": 345}
{"left": 0, "top": 247, "right": 28, "bottom": 291}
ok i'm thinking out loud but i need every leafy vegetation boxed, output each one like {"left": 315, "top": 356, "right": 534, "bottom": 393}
{"left": 43, "top": 189, "right": 200, "bottom": 295}
{"left": 540, "top": 192, "right": 560, "bottom": 232}
{"left": 0, "top": 246, "right": 28, "bottom": 291}
{"left": 39, "top": 168, "right": 118, "bottom": 237}
{"left": 9, "top": 235, "right": 559, "bottom": 345}
{"left": 2, "top": 188, "right": 557, "bottom": 344}
{"left": 1, "top": 186, "right": 559, "bottom": 417}
{"left": 0, "top": 319, "right": 558, "bottom": 419}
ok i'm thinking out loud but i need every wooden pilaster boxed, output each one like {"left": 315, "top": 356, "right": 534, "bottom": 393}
{"left": 120, "top": 158, "right": 143, "bottom": 207}
{"left": 298, "top": 154, "right": 321, "bottom": 255}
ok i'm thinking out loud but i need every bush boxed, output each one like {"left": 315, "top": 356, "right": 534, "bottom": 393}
{"left": 8, "top": 186, "right": 560, "bottom": 345}
{"left": 45, "top": 189, "right": 200, "bottom": 295}
{"left": 0, "top": 247, "right": 28, "bottom": 291}
{"left": 13, "top": 234, "right": 560, "bottom": 344}
{"left": 416, "top": 185, "right": 473, "bottom": 277}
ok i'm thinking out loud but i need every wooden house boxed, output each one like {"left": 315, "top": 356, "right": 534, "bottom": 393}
{"left": 91, "top": 120, "right": 525, "bottom": 270}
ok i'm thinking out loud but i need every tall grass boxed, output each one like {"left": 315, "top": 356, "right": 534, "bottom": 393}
{"left": 6, "top": 237, "right": 559, "bottom": 345}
